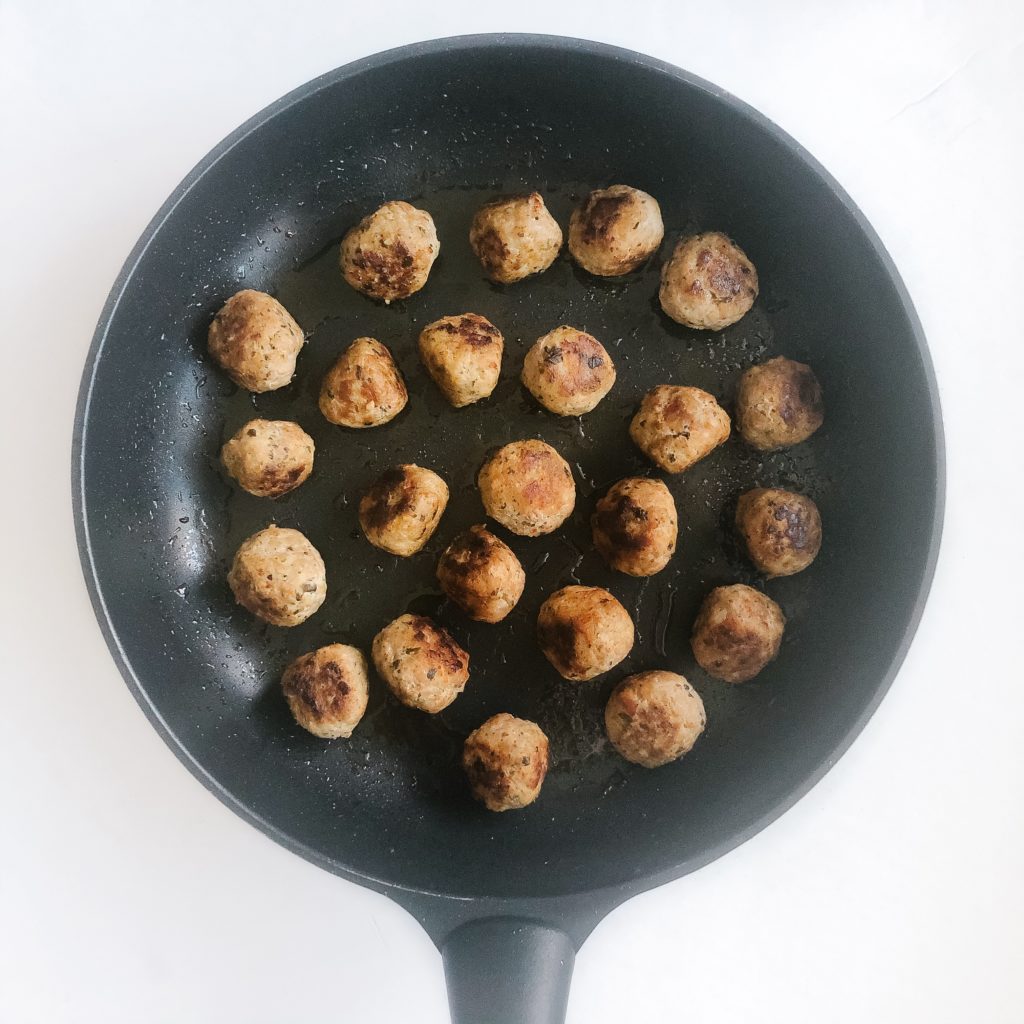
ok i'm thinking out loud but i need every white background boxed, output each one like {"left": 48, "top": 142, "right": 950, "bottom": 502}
{"left": 1, "top": 1, "right": 1022, "bottom": 1021}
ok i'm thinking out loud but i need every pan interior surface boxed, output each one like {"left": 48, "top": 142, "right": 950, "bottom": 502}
{"left": 76, "top": 39, "right": 942, "bottom": 901}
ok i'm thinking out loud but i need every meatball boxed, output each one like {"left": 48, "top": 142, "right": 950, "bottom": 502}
{"left": 340, "top": 200, "right": 439, "bottom": 302}
{"left": 478, "top": 439, "right": 576, "bottom": 537}
{"left": 605, "top": 671, "right": 706, "bottom": 768}
{"left": 207, "top": 289, "right": 304, "bottom": 392}
{"left": 536, "top": 585, "right": 634, "bottom": 682}
{"left": 736, "top": 488, "right": 822, "bottom": 578}
{"left": 592, "top": 477, "right": 678, "bottom": 576}
{"left": 630, "top": 385, "right": 731, "bottom": 473}
{"left": 691, "top": 584, "right": 785, "bottom": 683}
{"left": 659, "top": 232, "right": 758, "bottom": 330}
{"left": 418, "top": 313, "right": 503, "bottom": 408}
{"left": 521, "top": 326, "right": 616, "bottom": 416}
{"left": 359, "top": 464, "right": 448, "bottom": 557}
{"left": 462, "top": 713, "right": 549, "bottom": 812}
{"left": 319, "top": 337, "right": 408, "bottom": 428}
{"left": 568, "top": 185, "right": 663, "bottom": 276}
{"left": 281, "top": 644, "right": 370, "bottom": 739}
{"left": 736, "top": 356, "right": 824, "bottom": 450}
{"left": 220, "top": 419, "right": 314, "bottom": 498}
{"left": 469, "top": 192, "right": 563, "bottom": 284}
{"left": 371, "top": 613, "right": 469, "bottom": 713}
{"left": 437, "top": 525, "right": 526, "bottom": 623}
{"left": 227, "top": 525, "right": 326, "bottom": 627}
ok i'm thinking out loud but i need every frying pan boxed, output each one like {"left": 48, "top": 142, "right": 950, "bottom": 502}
{"left": 73, "top": 34, "right": 944, "bottom": 1024}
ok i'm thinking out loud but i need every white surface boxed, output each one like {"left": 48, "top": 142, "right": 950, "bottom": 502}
{"left": 1, "top": 1, "right": 1022, "bottom": 1021}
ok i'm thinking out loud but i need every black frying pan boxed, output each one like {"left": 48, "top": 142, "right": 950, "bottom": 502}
{"left": 73, "top": 35, "right": 944, "bottom": 1024}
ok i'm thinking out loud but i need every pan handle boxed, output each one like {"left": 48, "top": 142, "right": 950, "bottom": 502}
{"left": 441, "top": 916, "right": 575, "bottom": 1024}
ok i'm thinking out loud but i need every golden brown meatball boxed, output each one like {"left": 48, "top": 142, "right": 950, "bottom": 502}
{"left": 605, "top": 671, "right": 706, "bottom": 768}
{"left": 477, "top": 440, "right": 576, "bottom": 537}
{"left": 358, "top": 464, "right": 448, "bottom": 557}
{"left": 371, "top": 613, "right": 469, "bottom": 713}
{"left": 591, "top": 477, "right": 678, "bottom": 576}
{"left": 736, "top": 356, "right": 824, "bottom": 450}
{"left": 630, "top": 385, "right": 731, "bottom": 473}
{"left": 319, "top": 337, "right": 408, "bottom": 428}
{"left": 462, "top": 713, "right": 549, "bottom": 812}
{"left": 521, "top": 326, "right": 616, "bottom": 416}
{"left": 736, "top": 488, "right": 822, "bottom": 578}
{"left": 220, "top": 419, "right": 314, "bottom": 498}
{"left": 227, "top": 525, "right": 326, "bottom": 627}
{"left": 536, "top": 585, "right": 634, "bottom": 682}
{"left": 437, "top": 525, "right": 526, "bottom": 623}
{"left": 659, "top": 232, "right": 758, "bottom": 330}
{"left": 340, "top": 200, "right": 439, "bottom": 302}
{"left": 207, "top": 289, "right": 305, "bottom": 392}
{"left": 418, "top": 314, "right": 503, "bottom": 408}
{"left": 281, "top": 644, "right": 370, "bottom": 739}
{"left": 469, "top": 192, "right": 563, "bottom": 284}
{"left": 568, "top": 185, "right": 663, "bottom": 276}
{"left": 691, "top": 584, "right": 785, "bottom": 683}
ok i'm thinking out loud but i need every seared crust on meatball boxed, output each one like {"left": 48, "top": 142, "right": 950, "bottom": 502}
{"left": 340, "top": 200, "right": 439, "bottom": 302}
{"left": 630, "top": 385, "right": 731, "bottom": 473}
{"left": 536, "top": 585, "right": 635, "bottom": 682}
{"left": 359, "top": 464, "right": 449, "bottom": 557}
{"left": 221, "top": 419, "right": 314, "bottom": 498}
{"left": 521, "top": 326, "right": 616, "bottom": 416}
{"left": 469, "top": 192, "right": 563, "bottom": 284}
{"left": 691, "top": 584, "right": 785, "bottom": 683}
{"left": 418, "top": 313, "right": 503, "bottom": 408}
{"left": 478, "top": 440, "right": 576, "bottom": 537}
{"left": 437, "top": 525, "right": 526, "bottom": 623}
{"left": 736, "top": 488, "right": 822, "bottom": 578}
{"left": 319, "top": 337, "right": 408, "bottom": 428}
{"left": 736, "top": 356, "right": 824, "bottom": 450}
{"left": 207, "top": 289, "right": 305, "bottom": 392}
{"left": 659, "top": 232, "right": 758, "bottom": 330}
{"left": 281, "top": 644, "right": 370, "bottom": 739}
{"left": 227, "top": 525, "right": 326, "bottom": 627}
{"left": 605, "top": 671, "right": 706, "bottom": 768}
{"left": 371, "top": 614, "right": 469, "bottom": 713}
{"left": 462, "top": 713, "right": 549, "bottom": 812}
{"left": 568, "top": 185, "right": 664, "bottom": 276}
{"left": 592, "top": 477, "right": 678, "bottom": 576}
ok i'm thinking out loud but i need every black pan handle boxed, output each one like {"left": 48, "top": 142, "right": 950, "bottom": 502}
{"left": 441, "top": 916, "right": 576, "bottom": 1024}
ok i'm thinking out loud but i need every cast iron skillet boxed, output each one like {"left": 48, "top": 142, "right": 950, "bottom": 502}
{"left": 73, "top": 35, "right": 944, "bottom": 1024}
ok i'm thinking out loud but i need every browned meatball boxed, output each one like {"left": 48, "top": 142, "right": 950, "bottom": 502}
{"left": 371, "top": 614, "right": 469, "bottom": 713}
{"left": 359, "top": 464, "right": 449, "bottom": 557}
{"left": 319, "top": 337, "right": 408, "bottom": 428}
{"left": 736, "top": 488, "right": 822, "bottom": 578}
{"left": 478, "top": 440, "right": 576, "bottom": 537}
{"left": 691, "top": 584, "right": 785, "bottom": 683}
{"left": 659, "top": 232, "right": 758, "bottom": 330}
{"left": 462, "top": 713, "right": 549, "bottom": 812}
{"left": 227, "top": 525, "right": 326, "bottom": 627}
{"left": 605, "top": 671, "right": 706, "bottom": 768}
{"left": 630, "top": 385, "right": 731, "bottom": 473}
{"left": 207, "top": 289, "right": 305, "bottom": 392}
{"left": 736, "top": 356, "right": 824, "bottom": 450}
{"left": 520, "top": 326, "right": 616, "bottom": 416}
{"left": 568, "top": 185, "right": 663, "bottom": 276}
{"left": 220, "top": 419, "right": 314, "bottom": 498}
{"left": 418, "top": 313, "right": 503, "bottom": 408}
{"left": 437, "top": 525, "right": 526, "bottom": 623}
{"left": 340, "top": 200, "right": 439, "bottom": 302}
{"left": 592, "top": 477, "right": 678, "bottom": 576}
{"left": 536, "top": 585, "right": 635, "bottom": 682}
{"left": 469, "top": 192, "right": 563, "bottom": 284}
{"left": 281, "top": 644, "right": 370, "bottom": 739}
